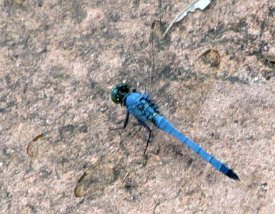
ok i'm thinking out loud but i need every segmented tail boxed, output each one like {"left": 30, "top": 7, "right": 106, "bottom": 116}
{"left": 153, "top": 115, "right": 239, "bottom": 180}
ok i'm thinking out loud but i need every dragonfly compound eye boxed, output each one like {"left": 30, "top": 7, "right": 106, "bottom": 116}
{"left": 111, "top": 83, "right": 131, "bottom": 105}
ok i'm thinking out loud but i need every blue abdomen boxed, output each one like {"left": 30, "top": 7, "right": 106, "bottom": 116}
{"left": 153, "top": 114, "right": 239, "bottom": 180}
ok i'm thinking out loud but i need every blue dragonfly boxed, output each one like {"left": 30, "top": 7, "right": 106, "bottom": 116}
{"left": 111, "top": 83, "right": 239, "bottom": 180}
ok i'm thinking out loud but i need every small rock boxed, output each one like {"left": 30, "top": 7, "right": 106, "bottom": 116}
{"left": 263, "top": 47, "right": 275, "bottom": 62}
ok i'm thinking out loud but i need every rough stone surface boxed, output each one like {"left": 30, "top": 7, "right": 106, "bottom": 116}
{"left": 1, "top": 0, "right": 274, "bottom": 213}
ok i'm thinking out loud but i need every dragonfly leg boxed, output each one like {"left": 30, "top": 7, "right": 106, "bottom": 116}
{"left": 123, "top": 110, "right": 130, "bottom": 128}
{"left": 137, "top": 119, "right": 152, "bottom": 154}
{"left": 111, "top": 110, "right": 130, "bottom": 131}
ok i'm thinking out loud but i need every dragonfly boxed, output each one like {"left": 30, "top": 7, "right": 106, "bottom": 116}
{"left": 111, "top": 83, "right": 239, "bottom": 180}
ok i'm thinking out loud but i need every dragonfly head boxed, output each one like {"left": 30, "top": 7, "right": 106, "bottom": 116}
{"left": 111, "top": 83, "right": 131, "bottom": 105}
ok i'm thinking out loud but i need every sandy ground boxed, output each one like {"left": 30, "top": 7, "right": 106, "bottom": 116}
{"left": 0, "top": 0, "right": 274, "bottom": 213}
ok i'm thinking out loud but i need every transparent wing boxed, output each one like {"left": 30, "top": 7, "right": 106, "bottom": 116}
{"left": 128, "top": 19, "right": 227, "bottom": 175}
{"left": 148, "top": 20, "right": 220, "bottom": 126}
